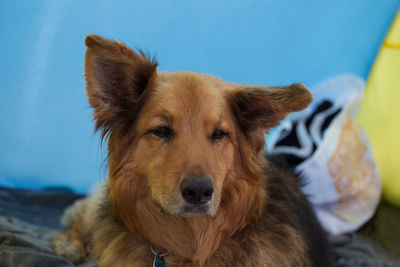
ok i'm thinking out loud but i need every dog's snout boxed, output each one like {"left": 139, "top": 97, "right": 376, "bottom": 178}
{"left": 180, "top": 176, "right": 213, "bottom": 204}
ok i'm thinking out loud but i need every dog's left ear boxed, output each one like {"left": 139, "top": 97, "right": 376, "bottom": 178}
{"left": 229, "top": 83, "right": 312, "bottom": 136}
{"left": 84, "top": 34, "right": 158, "bottom": 138}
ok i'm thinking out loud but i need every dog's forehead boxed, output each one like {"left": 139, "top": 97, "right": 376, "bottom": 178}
{"left": 145, "top": 72, "right": 232, "bottom": 120}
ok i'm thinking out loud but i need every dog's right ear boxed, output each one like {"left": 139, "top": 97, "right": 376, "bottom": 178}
{"left": 84, "top": 34, "right": 157, "bottom": 137}
{"left": 228, "top": 84, "right": 312, "bottom": 152}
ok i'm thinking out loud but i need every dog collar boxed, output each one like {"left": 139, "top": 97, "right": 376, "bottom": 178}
{"left": 151, "top": 245, "right": 168, "bottom": 267}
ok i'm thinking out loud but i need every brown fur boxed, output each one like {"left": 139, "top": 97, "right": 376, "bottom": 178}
{"left": 54, "top": 34, "right": 330, "bottom": 266}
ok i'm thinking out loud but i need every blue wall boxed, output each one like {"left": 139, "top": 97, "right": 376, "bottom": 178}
{"left": 1, "top": 0, "right": 398, "bottom": 193}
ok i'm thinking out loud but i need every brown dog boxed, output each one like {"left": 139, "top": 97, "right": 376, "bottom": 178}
{"left": 53, "top": 34, "right": 330, "bottom": 266}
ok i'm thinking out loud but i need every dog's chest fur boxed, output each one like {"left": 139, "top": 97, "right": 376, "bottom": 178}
{"left": 88, "top": 160, "right": 329, "bottom": 267}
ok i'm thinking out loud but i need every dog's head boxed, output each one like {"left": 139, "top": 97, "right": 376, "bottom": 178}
{"left": 84, "top": 34, "right": 312, "bottom": 219}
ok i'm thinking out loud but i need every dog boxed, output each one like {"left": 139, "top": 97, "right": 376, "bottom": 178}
{"left": 53, "top": 34, "right": 331, "bottom": 266}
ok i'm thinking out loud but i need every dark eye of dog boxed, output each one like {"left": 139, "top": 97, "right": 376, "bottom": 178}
{"left": 150, "top": 126, "right": 172, "bottom": 139}
{"left": 212, "top": 129, "right": 228, "bottom": 141}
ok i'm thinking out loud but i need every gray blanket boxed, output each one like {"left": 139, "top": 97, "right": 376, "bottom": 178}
{"left": 0, "top": 216, "right": 96, "bottom": 267}
{"left": 0, "top": 187, "right": 399, "bottom": 267}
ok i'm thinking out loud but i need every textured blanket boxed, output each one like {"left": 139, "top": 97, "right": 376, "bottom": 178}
{"left": 0, "top": 187, "right": 399, "bottom": 267}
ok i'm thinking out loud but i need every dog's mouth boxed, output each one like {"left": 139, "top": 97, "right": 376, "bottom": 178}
{"left": 155, "top": 200, "right": 217, "bottom": 217}
{"left": 177, "top": 203, "right": 213, "bottom": 217}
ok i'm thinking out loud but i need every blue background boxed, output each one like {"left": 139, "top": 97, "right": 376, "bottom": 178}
{"left": 1, "top": 0, "right": 399, "bottom": 193}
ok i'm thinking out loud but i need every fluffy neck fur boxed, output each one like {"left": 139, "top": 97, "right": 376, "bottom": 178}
{"left": 107, "top": 157, "right": 266, "bottom": 266}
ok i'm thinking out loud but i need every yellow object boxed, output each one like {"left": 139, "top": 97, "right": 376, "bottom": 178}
{"left": 358, "top": 11, "right": 400, "bottom": 207}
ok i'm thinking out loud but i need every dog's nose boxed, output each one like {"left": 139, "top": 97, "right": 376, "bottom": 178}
{"left": 180, "top": 176, "right": 213, "bottom": 204}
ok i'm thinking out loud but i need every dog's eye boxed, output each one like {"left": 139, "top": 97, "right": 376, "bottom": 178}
{"left": 212, "top": 129, "right": 228, "bottom": 141}
{"left": 150, "top": 126, "right": 173, "bottom": 139}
